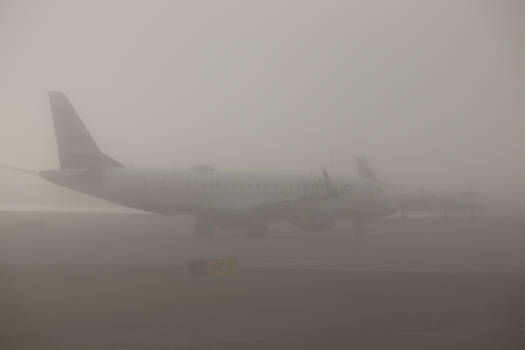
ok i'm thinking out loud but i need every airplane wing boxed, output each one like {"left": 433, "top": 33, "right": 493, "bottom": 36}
{"left": 250, "top": 169, "right": 339, "bottom": 216}
{"left": 201, "top": 169, "right": 339, "bottom": 216}
{"left": 0, "top": 166, "right": 38, "bottom": 175}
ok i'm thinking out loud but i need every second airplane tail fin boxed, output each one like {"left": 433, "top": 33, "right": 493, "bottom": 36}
{"left": 48, "top": 91, "right": 123, "bottom": 170}
{"left": 357, "top": 157, "right": 378, "bottom": 182}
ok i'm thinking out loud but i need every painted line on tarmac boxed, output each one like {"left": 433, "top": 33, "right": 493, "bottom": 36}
{"left": 250, "top": 261, "right": 524, "bottom": 273}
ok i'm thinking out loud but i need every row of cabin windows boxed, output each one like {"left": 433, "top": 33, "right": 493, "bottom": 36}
{"left": 153, "top": 178, "right": 307, "bottom": 191}
{"left": 152, "top": 177, "right": 352, "bottom": 193}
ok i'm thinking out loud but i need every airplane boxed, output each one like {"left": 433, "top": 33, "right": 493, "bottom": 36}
{"left": 2, "top": 92, "right": 397, "bottom": 236}
{"left": 357, "top": 157, "right": 485, "bottom": 220}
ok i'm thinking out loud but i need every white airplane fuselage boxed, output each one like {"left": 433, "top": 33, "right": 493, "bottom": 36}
{"left": 40, "top": 167, "right": 396, "bottom": 229}
{"left": 35, "top": 91, "right": 397, "bottom": 235}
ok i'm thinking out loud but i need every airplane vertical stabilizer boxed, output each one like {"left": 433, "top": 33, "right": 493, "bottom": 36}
{"left": 48, "top": 91, "right": 123, "bottom": 169}
{"left": 357, "top": 157, "right": 378, "bottom": 182}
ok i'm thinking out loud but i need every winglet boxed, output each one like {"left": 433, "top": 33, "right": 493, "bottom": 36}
{"left": 322, "top": 169, "right": 338, "bottom": 196}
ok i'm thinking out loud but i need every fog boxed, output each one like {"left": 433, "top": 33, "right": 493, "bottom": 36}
{"left": 1, "top": 0, "right": 524, "bottom": 209}
{"left": 2, "top": 2, "right": 525, "bottom": 348}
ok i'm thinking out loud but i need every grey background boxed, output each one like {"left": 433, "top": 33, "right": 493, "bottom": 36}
{"left": 1, "top": 0, "right": 524, "bottom": 211}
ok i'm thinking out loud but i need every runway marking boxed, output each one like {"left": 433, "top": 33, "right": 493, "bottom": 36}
{"left": 249, "top": 261, "right": 524, "bottom": 273}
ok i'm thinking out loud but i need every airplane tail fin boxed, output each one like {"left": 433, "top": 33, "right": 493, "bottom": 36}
{"left": 357, "top": 157, "right": 378, "bottom": 182}
{"left": 48, "top": 91, "right": 123, "bottom": 169}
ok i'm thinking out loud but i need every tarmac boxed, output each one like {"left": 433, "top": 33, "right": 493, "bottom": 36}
{"left": 1, "top": 211, "right": 524, "bottom": 349}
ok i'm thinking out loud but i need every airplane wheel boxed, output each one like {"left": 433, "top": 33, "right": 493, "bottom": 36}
{"left": 194, "top": 221, "right": 214, "bottom": 237}
{"left": 247, "top": 223, "right": 268, "bottom": 237}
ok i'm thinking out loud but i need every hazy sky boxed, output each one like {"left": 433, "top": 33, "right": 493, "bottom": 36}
{"left": 1, "top": 0, "right": 524, "bottom": 205}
